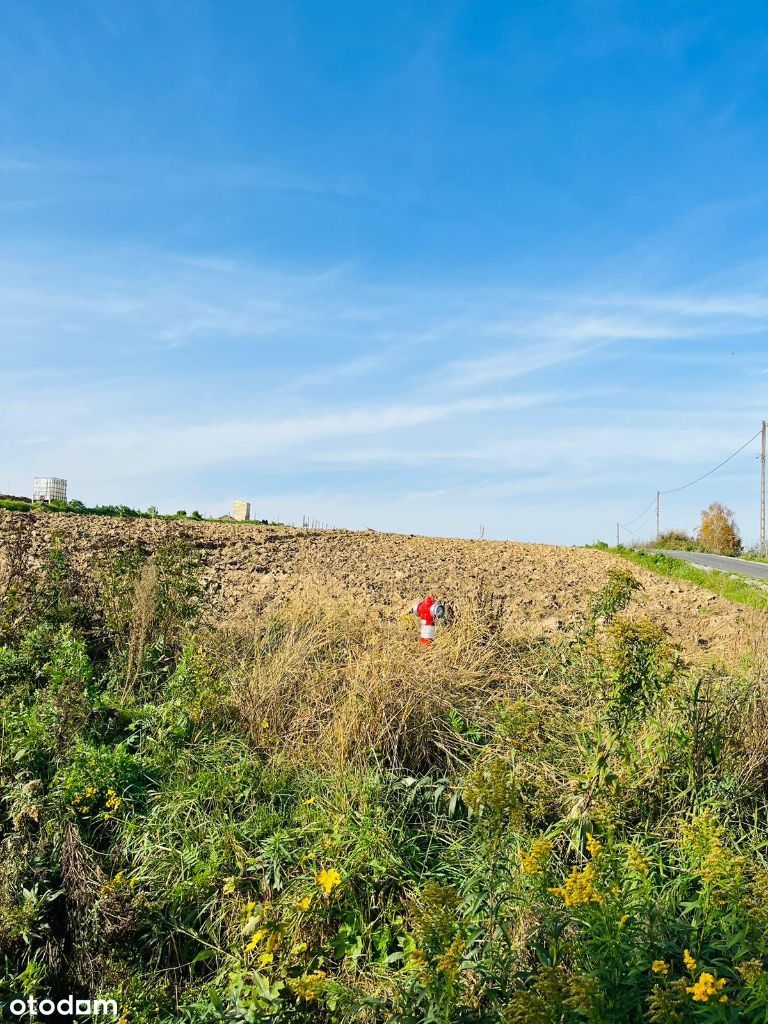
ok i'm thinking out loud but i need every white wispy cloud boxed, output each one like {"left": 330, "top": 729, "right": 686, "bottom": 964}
{"left": 5, "top": 390, "right": 562, "bottom": 480}
{"left": 3, "top": 240, "right": 768, "bottom": 540}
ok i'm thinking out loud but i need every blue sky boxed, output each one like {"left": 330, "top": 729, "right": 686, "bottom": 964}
{"left": 2, "top": 1, "right": 768, "bottom": 543}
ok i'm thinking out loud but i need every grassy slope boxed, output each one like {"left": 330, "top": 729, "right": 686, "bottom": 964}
{"left": 5, "top": 539, "right": 768, "bottom": 1021}
{"left": 603, "top": 545, "right": 768, "bottom": 611}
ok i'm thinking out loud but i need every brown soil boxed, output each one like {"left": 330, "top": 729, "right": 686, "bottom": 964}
{"left": 0, "top": 511, "right": 761, "bottom": 662}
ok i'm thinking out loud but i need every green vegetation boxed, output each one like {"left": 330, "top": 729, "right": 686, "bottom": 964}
{"left": 0, "top": 500, "right": 34, "bottom": 513}
{"left": 5, "top": 539, "right": 768, "bottom": 1021}
{"left": 603, "top": 545, "right": 768, "bottom": 612}
{"left": 628, "top": 503, "right": 743, "bottom": 558}
{"left": 0, "top": 498, "right": 276, "bottom": 524}
{"left": 647, "top": 529, "right": 700, "bottom": 552}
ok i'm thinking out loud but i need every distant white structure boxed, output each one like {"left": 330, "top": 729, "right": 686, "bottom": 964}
{"left": 232, "top": 499, "right": 251, "bottom": 522}
{"left": 33, "top": 477, "right": 67, "bottom": 503}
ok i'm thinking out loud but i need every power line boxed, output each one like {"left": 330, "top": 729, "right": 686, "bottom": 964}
{"left": 618, "top": 426, "right": 762, "bottom": 540}
{"left": 619, "top": 523, "right": 645, "bottom": 541}
{"left": 660, "top": 428, "right": 762, "bottom": 496}
{"left": 620, "top": 494, "right": 657, "bottom": 528}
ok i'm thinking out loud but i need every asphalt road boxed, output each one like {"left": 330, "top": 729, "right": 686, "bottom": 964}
{"left": 658, "top": 549, "right": 768, "bottom": 581}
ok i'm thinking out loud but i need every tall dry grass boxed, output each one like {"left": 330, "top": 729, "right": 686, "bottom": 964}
{"left": 226, "top": 580, "right": 538, "bottom": 773}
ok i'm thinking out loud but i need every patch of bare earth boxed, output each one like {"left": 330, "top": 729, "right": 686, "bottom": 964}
{"left": 0, "top": 511, "right": 761, "bottom": 663}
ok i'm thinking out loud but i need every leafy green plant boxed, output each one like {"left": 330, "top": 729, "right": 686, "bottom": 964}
{"left": 3, "top": 537, "right": 768, "bottom": 1021}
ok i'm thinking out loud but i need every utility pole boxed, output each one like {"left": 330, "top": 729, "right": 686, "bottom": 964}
{"left": 761, "top": 419, "right": 766, "bottom": 556}
{"left": 656, "top": 490, "right": 660, "bottom": 542}
{"left": 616, "top": 522, "right": 620, "bottom": 547}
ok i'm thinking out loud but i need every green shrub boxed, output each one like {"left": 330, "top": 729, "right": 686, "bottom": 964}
{"left": 5, "top": 542, "right": 768, "bottom": 1021}
{"left": 590, "top": 568, "right": 642, "bottom": 624}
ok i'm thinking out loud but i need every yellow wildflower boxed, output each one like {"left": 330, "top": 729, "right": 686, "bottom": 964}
{"left": 549, "top": 862, "right": 605, "bottom": 907}
{"left": 586, "top": 833, "right": 603, "bottom": 858}
{"left": 521, "top": 837, "right": 553, "bottom": 876}
{"left": 289, "top": 971, "right": 326, "bottom": 1001}
{"left": 652, "top": 960, "right": 669, "bottom": 976}
{"left": 316, "top": 867, "right": 342, "bottom": 895}
{"left": 626, "top": 846, "right": 649, "bottom": 877}
{"left": 105, "top": 789, "right": 123, "bottom": 811}
{"left": 408, "top": 948, "right": 430, "bottom": 984}
{"left": 683, "top": 949, "right": 697, "bottom": 971}
{"left": 410, "top": 948, "right": 427, "bottom": 968}
{"left": 436, "top": 935, "right": 466, "bottom": 980}
{"left": 295, "top": 895, "right": 312, "bottom": 912}
{"left": 619, "top": 914, "right": 630, "bottom": 927}
{"left": 686, "top": 972, "right": 726, "bottom": 1002}
{"left": 258, "top": 952, "right": 274, "bottom": 967}
{"left": 244, "top": 927, "right": 267, "bottom": 951}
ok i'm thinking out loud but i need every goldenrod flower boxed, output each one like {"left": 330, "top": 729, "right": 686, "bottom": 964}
{"left": 626, "top": 846, "right": 649, "bottom": 877}
{"left": 683, "top": 949, "right": 697, "bottom": 971}
{"left": 436, "top": 935, "right": 465, "bottom": 980}
{"left": 549, "top": 862, "right": 605, "bottom": 907}
{"left": 652, "top": 960, "right": 669, "bottom": 976}
{"left": 289, "top": 971, "right": 326, "bottom": 1001}
{"left": 586, "top": 833, "right": 603, "bottom": 858}
{"left": 316, "top": 867, "right": 342, "bottom": 894}
{"left": 686, "top": 972, "right": 726, "bottom": 1002}
{"left": 521, "top": 837, "right": 553, "bottom": 876}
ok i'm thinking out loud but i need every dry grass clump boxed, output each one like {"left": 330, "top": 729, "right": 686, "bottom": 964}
{"left": 230, "top": 580, "right": 529, "bottom": 772}
{"left": 125, "top": 557, "right": 160, "bottom": 689}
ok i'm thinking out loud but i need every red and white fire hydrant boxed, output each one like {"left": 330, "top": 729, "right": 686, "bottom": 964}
{"left": 413, "top": 595, "right": 445, "bottom": 645}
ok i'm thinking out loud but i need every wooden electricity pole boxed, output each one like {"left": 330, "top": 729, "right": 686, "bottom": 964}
{"left": 761, "top": 419, "right": 766, "bottom": 556}
{"left": 656, "top": 490, "right": 660, "bottom": 542}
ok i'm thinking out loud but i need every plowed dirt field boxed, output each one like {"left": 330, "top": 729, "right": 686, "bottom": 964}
{"left": 0, "top": 512, "right": 760, "bottom": 662}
